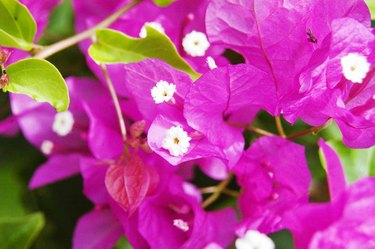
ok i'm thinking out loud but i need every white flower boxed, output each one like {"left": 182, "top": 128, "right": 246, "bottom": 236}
{"left": 151, "top": 80, "right": 176, "bottom": 104}
{"left": 162, "top": 126, "right": 191, "bottom": 157}
{"left": 173, "top": 219, "right": 189, "bottom": 232}
{"left": 40, "top": 140, "right": 54, "bottom": 155}
{"left": 341, "top": 53, "right": 371, "bottom": 83}
{"left": 52, "top": 111, "right": 74, "bottom": 136}
{"left": 235, "top": 230, "right": 275, "bottom": 249}
{"left": 139, "top": 22, "right": 165, "bottom": 38}
{"left": 182, "top": 31, "right": 210, "bottom": 57}
{"left": 206, "top": 56, "right": 217, "bottom": 69}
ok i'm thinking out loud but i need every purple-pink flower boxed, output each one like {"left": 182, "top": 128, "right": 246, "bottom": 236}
{"left": 234, "top": 136, "right": 311, "bottom": 235}
{"left": 286, "top": 140, "right": 375, "bottom": 249}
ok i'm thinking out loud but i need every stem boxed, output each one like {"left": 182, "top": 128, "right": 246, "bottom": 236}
{"left": 201, "top": 186, "right": 240, "bottom": 198}
{"left": 33, "top": 0, "right": 144, "bottom": 59}
{"left": 200, "top": 186, "right": 216, "bottom": 194}
{"left": 287, "top": 119, "right": 332, "bottom": 140}
{"left": 222, "top": 188, "right": 240, "bottom": 198}
{"left": 202, "top": 173, "right": 234, "bottom": 208}
{"left": 226, "top": 121, "right": 275, "bottom": 136}
{"left": 100, "top": 64, "right": 127, "bottom": 142}
{"left": 247, "top": 125, "right": 275, "bottom": 136}
{"left": 275, "top": 116, "right": 286, "bottom": 138}
{"left": 0, "top": 103, "right": 9, "bottom": 116}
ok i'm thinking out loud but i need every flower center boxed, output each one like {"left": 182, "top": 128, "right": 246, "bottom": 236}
{"left": 52, "top": 111, "right": 74, "bottom": 136}
{"left": 341, "top": 53, "right": 371, "bottom": 84}
{"left": 162, "top": 126, "right": 191, "bottom": 157}
{"left": 182, "top": 31, "right": 210, "bottom": 57}
{"left": 173, "top": 219, "right": 189, "bottom": 232}
{"left": 151, "top": 80, "right": 176, "bottom": 104}
{"left": 173, "top": 137, "right": 180, "bottom": 144}
{"left": 40, "top": 140, "right": 54, "bottom": 155}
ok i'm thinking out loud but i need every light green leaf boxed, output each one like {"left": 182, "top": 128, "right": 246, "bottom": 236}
{"left": 365, "top": 0, "right": 375, "bottom": 19}
{"left": 89, "top": 27, "right": 200, "bottom": 80}
{"left": 0, "top": 213, "right": 44, "bottom": 249}
{"left": 0, "top": 0, "right": 36, "bottom": 50}
{"left": 325, "top": 140, "right": 375, "bottom": 182}
{"left": 3, "top": 58, "right": 69, "bottom": 112}
{"left": 113, "top": 237, "right": 134, "bottom": 249}
{"left": 152, "top": 0, "right": 175, "bottom": 7}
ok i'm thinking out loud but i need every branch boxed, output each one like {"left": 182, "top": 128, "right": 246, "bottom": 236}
{"left": 100, "top": 64, "right": 127, "bottom": 142}
{"left": 226, "top": 121, "right": 275, "bottom": 136}
{"left": 33, "top": 0, "right": 144, "bottom": 59}
{"left": 202, "top": 173, "right": 234, "bottom": 208}
{"left": 287, "top": 119, "right": 332, "bottom": 140}
{"left": 201, "top": 186, "right": 239, "bottom": 198}
{"left": 247, "top": 125, "right": 275, "bottom": 136}
{"left": 275, "top": 116, "right": 286, "bottom": 138}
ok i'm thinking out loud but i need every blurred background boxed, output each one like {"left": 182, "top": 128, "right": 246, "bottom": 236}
{"left": 0, "top": 0, "right": 375, "bottom": 248}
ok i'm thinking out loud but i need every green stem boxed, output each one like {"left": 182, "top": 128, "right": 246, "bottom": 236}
{"left": 226, "top": 121, "right": 275, "bottom": 136}
{"left": 100, "top": 64, "right": 127, "bottom": 142}
{"left": 287, "top": 119, "right": 332, "bottom": 140}
{"left": 32, "top": 0, "right": 144, "bottom": 59}
{"left": 275, "top": 116, "right": 286, "bottom": 138}
{"left": 202, "top": 173, "right": 234, "bottom": 208}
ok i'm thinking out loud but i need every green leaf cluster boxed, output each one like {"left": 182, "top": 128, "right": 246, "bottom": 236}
{"left": 0, "top": 0, "right": 36, "bottom": 50}
{"left": 3, "top": 58, "right": 70, "bottom": 112}
{"left": 89, "top": 27, "right": 200, "bottom": 80}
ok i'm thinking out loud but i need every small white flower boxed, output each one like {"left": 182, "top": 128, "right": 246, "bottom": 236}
{"left": 204, "top": 243, "right": 223, "bottom": 249}
{"left": 235, "top": 230, "right": 275, "bottom": 249}
{"left": 139, "top": 22, "right": 165, "bottom": 38}
{"left": 341, "top": 53, "right": 371, "bottom": 83}
{"left": 206, "top": 56, "right": 217, "bottom": 69}
{"left": 52, "top": 111, "right": 74, "bottom": 136}
{"left": 162, "top": 126, "right": 191, "bottom": 157}
{"left": 182, "top": 31, "right": 210, "bottom": 57}
{"left": 40, "top": 140, "right": 54, "bottom": 155}
{"left": 173, "top": 219, "right": 189, "bottom": 232}
{"left": 151, "top": 80, "right": 176, "bottom": 104}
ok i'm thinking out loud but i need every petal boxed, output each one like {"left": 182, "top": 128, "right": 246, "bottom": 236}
{"left": 73, "top": 209, "right": 123, "bottom": 249}
{"left": 318, "top": 139, "right": 347, "bottom": 200}
{"left": 29, "top": 153, "right": 82, "bottom": 189}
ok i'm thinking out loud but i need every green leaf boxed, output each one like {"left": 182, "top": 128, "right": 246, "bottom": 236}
{"left": 89, "top": 27, "right": 200, "bottom": 80}
{"left": 365, "top": 0, "right": 375, "bottom": 19}
{"left": 323, "top": 140, "right": 375, "bottom": 182}
{"left": 3, "top": 58, "right": 70, "bottom": 112}
{"left": 113, "top": 237, "right": 134, "bottom": 249}
{"left": 0, "top": 213, "right": 45, "bottom": 249}
{"left": 152, "top": 0, "right": 175, "bottom": 7}
{"left": 0, "top": 167, "right": 26, "bottom": 218}
{"left": 0, "top": 0, "right": 36, "bottom": 50}
{"left": 269, "top": 229, "right": 295, "bottom": 249}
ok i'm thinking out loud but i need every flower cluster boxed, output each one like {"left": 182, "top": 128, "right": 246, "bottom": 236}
{"left": 1, "top": 0, "right": 375, "bottom": 248}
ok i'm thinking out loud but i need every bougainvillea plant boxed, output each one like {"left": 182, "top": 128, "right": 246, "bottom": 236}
{"left": 1, "top": 0, "right": 375, "bottom": 248}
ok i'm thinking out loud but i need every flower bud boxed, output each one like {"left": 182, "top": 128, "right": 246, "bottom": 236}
{"left": 0, "top": 74, "right": 9, "bottom": 89}
{"left": 0, "top": 48, "right": 11, "bottom": 65}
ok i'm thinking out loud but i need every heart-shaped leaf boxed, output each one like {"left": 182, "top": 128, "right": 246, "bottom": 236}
{"left": 3, "top": 58, "right": 70, "bottom": 112}
{"left": 105, "top": 155, "right": 152, "bottom": 215}
{"left": 89, "top": 27, "right": 200, "bottom": 80}
{"left": 0, "top": 0, "right": 36, "bottom": 50}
